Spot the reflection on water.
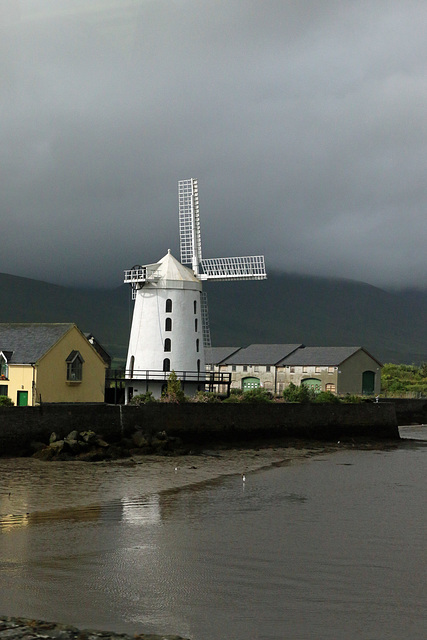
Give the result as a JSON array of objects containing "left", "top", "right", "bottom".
[{"left": 1, "top": 435, "right": 427, "bottom": 640}]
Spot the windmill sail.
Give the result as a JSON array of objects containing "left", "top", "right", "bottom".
[
  {"left": 178, "top": 177, "right": 266, "bottom": 344},
  {"left": 178, "top": 178, "right": 202, "bottom": 276},
  {"left": 200, "top": 256, "right": 266, "bottom": 281},
  {"left": 201, "top": 291, "right": 211, "bottom": 348}
]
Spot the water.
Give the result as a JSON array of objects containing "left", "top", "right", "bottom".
[{"left": 1, "top": 427, "right": 427, "bottom": 640}]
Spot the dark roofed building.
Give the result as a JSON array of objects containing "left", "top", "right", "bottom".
[
  {"left": 0, "top": 323, "right": 108, "bottom": 405},
  {"left": 205, "top": 343, "right": 382, "bottom": 396}
]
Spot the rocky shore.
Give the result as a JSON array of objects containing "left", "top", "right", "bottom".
[
  {"left": 0, "top": 617, "right": 189, "bottom": 640},
  {"left": 30, "top": 428, "right": 186, "bottom": 461}
]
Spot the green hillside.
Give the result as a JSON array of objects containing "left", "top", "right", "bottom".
[{"left": 1, "top": 271, "right": 426, "bottom": 365}]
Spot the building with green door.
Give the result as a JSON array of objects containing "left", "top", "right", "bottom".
[{"left": 206, "top": 344, "right": 382, "bottom": 396}]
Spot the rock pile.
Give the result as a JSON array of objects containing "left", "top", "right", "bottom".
[
  {"left": 31, "top": 428, "right": 185, "bottom": 461},
  {"left": 0, "top": 616, "right": 189, "bottom": 640}
]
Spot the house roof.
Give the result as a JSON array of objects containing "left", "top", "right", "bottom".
[
  {"left": 280, "top": 346, "right": 381, "bottom": 366},
  {"left": 223, "top": 344, "right": 303, "bottom": 365},
  {"left": 0, "top": 323, "right": 74, "bottom": 363},
  {"left": 205, "top": 346, "right": 242, "bottom": 364}
]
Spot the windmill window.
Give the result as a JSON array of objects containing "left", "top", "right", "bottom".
[
  {"left": 165, "top": 317, "right": 172, "bottom": 331},
  {"left": 166, "top": 299, "right": 172, "bottom": 313},
  {"left": 196, "top": 339, "right": 199, "bottom": 352},
  {"left": 197, "top": 359, "right": 200, "bottom": 374},
  {"left": 194, "top": 300, "right": 197, "bottom": 314},
  {"left": 164, "top": 338, "right": 171, "bottom": 352},
  {"left": 195, "top": 319, "right": 198, "bottom": 332},
  {"left": 163, "top": 358, "right": 170, "bottom": 372},
  {"left": 66, "top": 351, "right": 84, "bottom": 382}
]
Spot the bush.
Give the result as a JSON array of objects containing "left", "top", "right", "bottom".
[
  {"left": 0, "top": 395, "right": 14, "bottom": 406},
  {"left": 313, "top": 391, "right": 341, "bottom": 404},
  {"left": 282, "top": 383, "right": 315, "bottom": 403},
  {"left": 192, "top": 391, "right": 221, "bottom": 403},
  {"left": 161, "top": 370, "right": 187, "bottom": 403},
  {"left": 130, "top": 391, "right": 156, "bottom": 405},
  {"left": 341, "top": 394, "right": 363, "bottom": 403},
  {"left": 240, "top": 387, "right": 273, "bottom": 403}
]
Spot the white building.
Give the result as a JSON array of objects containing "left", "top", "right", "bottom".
[{"left": 124, "top": 250, "right": 205, "bottom": 401}]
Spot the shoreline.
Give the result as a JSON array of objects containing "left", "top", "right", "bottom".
[{"left": 0, "top": 439, "right": 400, "bottom": 519}]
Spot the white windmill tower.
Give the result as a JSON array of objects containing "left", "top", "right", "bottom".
[{"left": 123, "top": 178, "right": 266, "bottom": 402}]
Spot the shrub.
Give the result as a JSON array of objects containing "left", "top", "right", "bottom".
[
  {"left": 0, "top": 395, "right": 14, "bottom": 406},
  {"left": 313, "top": 391, "right": 341, "bottom": 404},
  {"left": 240, "top": 387, "right": 273, "bottom": 403},
  {"left": 161, "top": 370, "right": 187, "bottom": 403},
  {"left": 282, "top": 383, "right": 315, "bottom": 403},
  {"left": 341, "top": 394, "right": 363, "bottom": 403},
  {"left": 192, "top": 391, "right": 221, "bottom": 403},
  {"left": 130, "top": 391, "right": 156, "bottom": 405}
]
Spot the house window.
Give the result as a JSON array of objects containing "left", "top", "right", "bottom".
[
  {"left": 303, "top": 366, "right": 308, "bottom": 373},
  {"left": 315, "top": 366, "right": 321, "bottom": 373},
  {"left": 166, "top": 299, "right": 172, "bottom": 313},
  {"left": 243, "top": 365, "right": 248, "bottom": 372},
  {"left": 0, "top": 354, "right": 8, "bottom": 380},
  {"left": 165, "top": 317, "right": 172, "bottom": 331},
  {"left": 66, "top": 351, "right": 84, "bottom": 381},
  {"left": 164, "top": 338, "right": 171, "bottom": 352},
  {"left": 163, "top": 358, "right": 170, "bottom": 372},
  {"left": 325, "top": 383, "right": 336, "bottom": 393},
  {"left": 266, "top": 365, "right": 271, "bottom": 372},
  {"left": 232, "top": 365, "right": 236, "bottom": 372},
  {"left": 328, "top": 366, "right": 335, "bottom": 373},
  {"left": 0, "top": 384, "right": 8, "bottom": 396},
  {"left": 290, "top": 367, "right": 295, "bottom": 374}
]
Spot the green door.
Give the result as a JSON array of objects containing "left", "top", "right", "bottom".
[
  {"left": 242, "top": 377, "right": 260, "bottom": 391},
  {"left": 301, "top": 378, "right": 321, "bottom": 393},
  {"left": 362, "top": 371, "right": 375, "bottom": 395},
  {"left": 17, "top": 390, "right": 28, "bottom": 406}
]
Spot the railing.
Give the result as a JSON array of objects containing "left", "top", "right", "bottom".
[{"left": 119, "top": 369, "right": 231, "bottom": 384}]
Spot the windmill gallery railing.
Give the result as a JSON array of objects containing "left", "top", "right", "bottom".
[{"left": 105, "top": 369, "right": 232, "bottom": 401}]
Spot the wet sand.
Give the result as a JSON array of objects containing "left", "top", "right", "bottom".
[{"left": 0, "top": 442, "right": 339, "bottom": 517}]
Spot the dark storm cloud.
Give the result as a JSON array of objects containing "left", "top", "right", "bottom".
[{"left": 1, "top": 0, "right": 427, "bottom": 287}]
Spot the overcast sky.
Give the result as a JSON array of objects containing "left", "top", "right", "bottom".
[{"left": 2, "top": 0, "right": 427, "bottom": 289}]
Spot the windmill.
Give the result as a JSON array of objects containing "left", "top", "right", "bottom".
[
  {"left": 123, "top": 179, "right": 266, "bottom": 401},
  {"left": 178, "top": 178, "right": 267, "bottom": 347}
]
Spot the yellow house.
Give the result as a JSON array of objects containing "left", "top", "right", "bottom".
[{"left": 0, "top": 323, "right": 108, "bottom": 405}]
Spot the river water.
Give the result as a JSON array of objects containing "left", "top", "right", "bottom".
[{"left": 1, "top": 427, "right": 427, "bottom": 640}]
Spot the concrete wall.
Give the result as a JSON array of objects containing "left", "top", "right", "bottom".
[{"left": 0, "top": 402, "right": 400, "bottom": 455}]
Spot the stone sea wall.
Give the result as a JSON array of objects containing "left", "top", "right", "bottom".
[{"left": 0, "top": 402, "right": 400, "bottom": 455}]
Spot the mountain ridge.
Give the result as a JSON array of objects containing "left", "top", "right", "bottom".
[{"left": 1, "top": 270, "right": 426, "bottom": 365}]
